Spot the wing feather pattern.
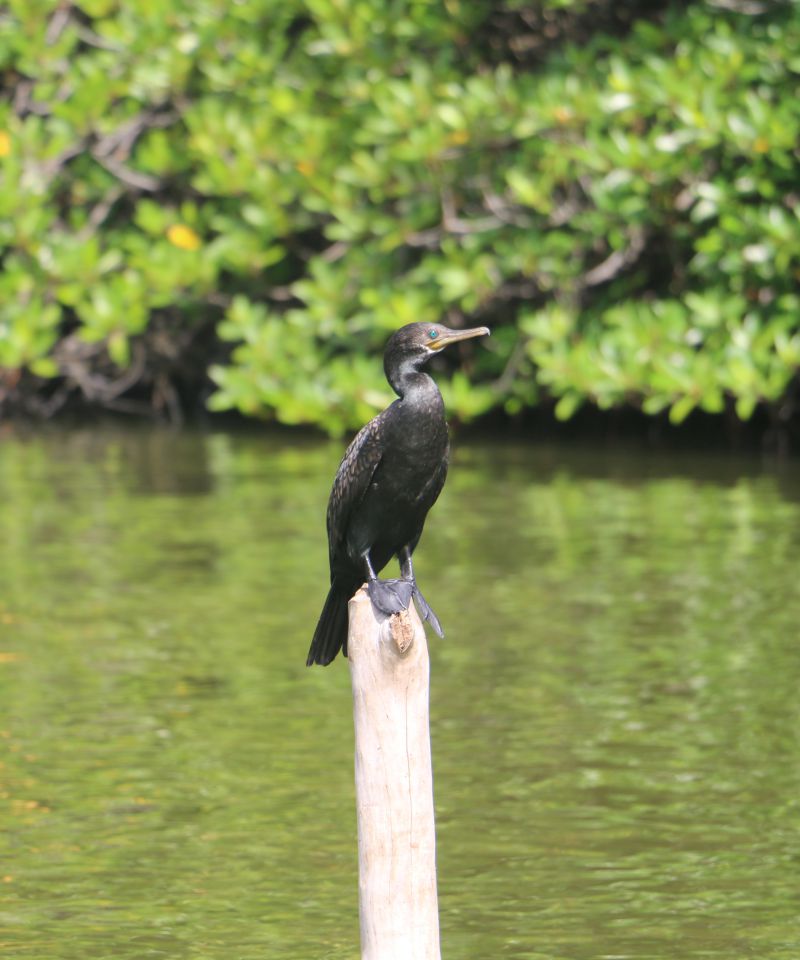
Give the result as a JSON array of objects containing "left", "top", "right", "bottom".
[{"left": 326, "top": 411, "right": 387, "bottom": 571}]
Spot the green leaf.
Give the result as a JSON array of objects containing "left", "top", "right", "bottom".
[
  {"left": 735, "top": 395, "right": 757, "bottom": 420},
  {"left": 669, "top": 396, "right": 696, "bottom": 425},
  {"left": 29, "top": 357, "right": 59, "bottom": 378},
  {"left": 554, "top": 392, "right": 583, "bottom": 421}
]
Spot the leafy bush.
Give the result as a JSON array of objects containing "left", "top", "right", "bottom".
[{"left": 1, "top": 0, "right": 798, "bottom": 431}]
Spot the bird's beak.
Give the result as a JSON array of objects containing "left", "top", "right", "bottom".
[{"left": 430, "top": 326, "right": 490, "bottom": 351}]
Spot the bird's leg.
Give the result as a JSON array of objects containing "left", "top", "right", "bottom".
[
  {"left": 363, "top": 551, "right": 413, "bottom": 618},
  {"left": 399, "top": 546, "right": 444, "bottom": 638}
]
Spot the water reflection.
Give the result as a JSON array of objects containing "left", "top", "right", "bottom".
[{"left": 1, "top": 427, "right": 799, "bottom": 959}]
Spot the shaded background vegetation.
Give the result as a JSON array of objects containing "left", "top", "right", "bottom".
[{"left": 1, "top": 0, "right": 799, "bottom": 438}]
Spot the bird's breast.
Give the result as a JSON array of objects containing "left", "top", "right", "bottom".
[{"left": 382, "top": 402, "right": 448, "bottom": 477}]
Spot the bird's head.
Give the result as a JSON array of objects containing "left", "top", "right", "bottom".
[{"left": 384, "top": 322, "right": 490, "bottom": 392}]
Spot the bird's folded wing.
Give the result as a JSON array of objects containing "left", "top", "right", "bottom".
[{"left": 326, "top": 413, "right": 387, "bottom": 566}]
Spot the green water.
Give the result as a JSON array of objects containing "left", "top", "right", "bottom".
[{"left": 1, "top": 426, "right": 799, "bottom": 960}]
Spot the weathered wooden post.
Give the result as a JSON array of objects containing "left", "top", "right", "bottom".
[{"left": 348, "top": 586, "right": 441, "bottom": 960}]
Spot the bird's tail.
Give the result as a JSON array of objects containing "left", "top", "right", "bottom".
[{"left": 307, "top": 583, "right": 350, "bottom": 666}]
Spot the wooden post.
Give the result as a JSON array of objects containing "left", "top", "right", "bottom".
[{"left": 348, "top": 586, "right": 441, "bottom": 960}]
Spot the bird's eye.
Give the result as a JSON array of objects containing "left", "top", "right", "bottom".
[{"left": 428, "top": 329, "right": 438, "bottom": 340}]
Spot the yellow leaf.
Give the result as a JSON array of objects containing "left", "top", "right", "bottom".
[
  {"left": 167, "top": 223, "right": 201, "bottom": 250},
  {"left": 446, "top": 129, "right": 469, "bottom": 146},
  {"left": 0, "top": 131, "right": 10, "bottom": 157}
]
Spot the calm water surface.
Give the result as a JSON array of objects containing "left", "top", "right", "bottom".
[{"left": 1, "top": 426, "right": 799, "bottom": 959}]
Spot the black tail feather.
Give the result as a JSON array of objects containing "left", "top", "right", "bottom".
[{"left": 307, "top": 584, "right": 350, "bottom": 666}]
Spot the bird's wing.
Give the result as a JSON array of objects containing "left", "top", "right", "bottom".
[{"left": 326, "top": 412, "right": 387, "bottom": 569}]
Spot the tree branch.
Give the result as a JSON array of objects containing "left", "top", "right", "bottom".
[
  {"left": 90, "top": 152, "right": 162, "bottom": 192},
  {"left": 584, "top": 228, "right": 647, "bottom": 287}
]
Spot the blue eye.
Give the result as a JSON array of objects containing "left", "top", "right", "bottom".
[{"left": 428, "top": 329, "right": 438, "bottom": 340}]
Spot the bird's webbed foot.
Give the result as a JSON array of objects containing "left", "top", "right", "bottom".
[
  {"left": 366, "top": 577, "right": 414, "bottom": 619},
  {"left": 410, "top": 584, "right": 445, "bottom": 638},
  {"left": 398, "top": 547, "right": 445, "bottom": 638}
]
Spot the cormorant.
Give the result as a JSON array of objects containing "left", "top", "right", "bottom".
[{"left": 307, "top": 321, "right": 490, "bottom": 666}]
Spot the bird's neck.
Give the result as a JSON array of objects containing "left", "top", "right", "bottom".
[{"left": 391, "top": 368, "right": 441, "bottom": 408}]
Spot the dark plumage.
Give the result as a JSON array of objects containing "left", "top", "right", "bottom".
[{"left": 307, "top": 321, "right": 490, "bottom": 666}]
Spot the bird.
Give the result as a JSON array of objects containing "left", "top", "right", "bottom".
[{"left": 307, "top": 320, "right": 490, "bottom": 666}]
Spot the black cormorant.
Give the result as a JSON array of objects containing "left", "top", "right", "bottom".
[{"left": 307, "top": 321, "right": 490, "bottom": 666}]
